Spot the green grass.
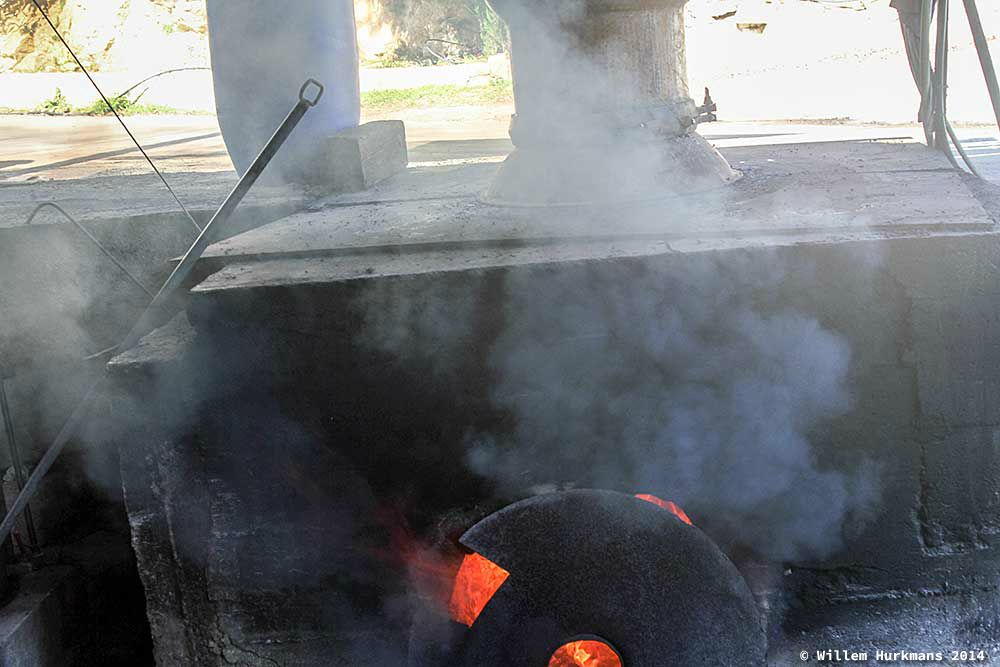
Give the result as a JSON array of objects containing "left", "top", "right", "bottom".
[
  {"left": 32, "top": 89, "right": 186, "bottom": 116},
  {"left": 361, "top": 55, "right": 421, "bottom": 69},
  {"left": 21, "top": 80, "right": 513, "bottom": 117},
  {"left": 361, "top": 78, "right": 512, "bottom": 112},
  {"left": 73, "top": 97, "right": 180, "bottom": 116},
  {"left": 362, "top": 54, "right": 493, "bottom": 69},
  {"left": 38, "top": 87, "right": 72, "bottom": 114}
]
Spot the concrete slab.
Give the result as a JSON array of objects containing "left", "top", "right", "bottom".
[
  {"left": 0, "top": 172, "right": 307, "bottom": 229},
  {"left": 193, "top": 139, "right": 994, "bottom": 286}
]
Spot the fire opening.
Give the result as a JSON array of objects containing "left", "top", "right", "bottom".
[
  {"left": 548, "top": 639, "right": 623, "bottom": 667},
  {"left": 447, "top": 552, "right": 510, "bottom": 628}
]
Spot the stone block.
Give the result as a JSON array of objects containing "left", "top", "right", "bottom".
[
  {"left": 0, "top": 532, "right": 151, "bottom": 666},
  {"left": 324, "top": 120, "right": 407, "bottom": 193},
  {"left": 488, "top": 53, "right": 512, "bottom": 80}
]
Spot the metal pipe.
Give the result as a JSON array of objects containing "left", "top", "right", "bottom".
[
  {"left": 25, "top": 202, "right": 155, "bottom": 298},
  {"left": 962, "top": 0, "right": 1000, "bottom": 135},
  {"left": 919, "top": 0, "right": 934, "bottom": 144},
  {"left": 933, "top": 0, "right": 950, "bottom": 150},
  {"left": 0, "top": 79, "right": 325, "bottom": 548},
  {"left": 121, "top": 78, "right": 324, "bottom": 352},
  {"left": 929, "top": 0, "right": 981, "bottom": 177},
  {"left": 0, "top": 380, "right": 37, "bottom": 551},
  {"left": 946, "top": 120, "right": 984, "bottom": 178},
  {"left": 908, "top": 0, "right": 981, "bottom": 177}
]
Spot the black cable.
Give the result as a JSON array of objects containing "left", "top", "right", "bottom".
[
  {"left": 114, "top": 67, "right": 212, "bottom": 102},
  {"left": 30, "top": 0, "right": 203, "bottom": 233}
]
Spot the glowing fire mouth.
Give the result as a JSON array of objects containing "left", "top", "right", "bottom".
[
  {"left": 549, "top": 640, "right": 623, "bottom": 667},
  {"left": 448, "top": 552, "right": 510, "bottom": 628}
]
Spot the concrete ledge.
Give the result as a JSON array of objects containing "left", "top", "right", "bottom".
[{"left": 0, "top": 187, "right": 305, "bottom": 377}]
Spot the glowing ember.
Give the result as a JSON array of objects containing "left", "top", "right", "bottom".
[
  {"left": 549, "top": 640, "right": 623, "bottom": 667},
  {"left": 448, "top": 552, "right": 510, "bottom": 627},
  {"left": 635, "top": 493, "right": 694, "bottom": 526}
]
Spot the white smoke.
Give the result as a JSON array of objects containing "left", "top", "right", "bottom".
[{"left": 462, "top": 252, "right": 880, "bottom": 562}]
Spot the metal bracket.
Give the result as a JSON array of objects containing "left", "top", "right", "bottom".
[{"left": 694, "top": 87, "right": 718, "bottom": 124}]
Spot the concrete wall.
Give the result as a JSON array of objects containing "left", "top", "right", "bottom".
[{"left": 109, "top": 230, "right": 1000, "bottom": 663}]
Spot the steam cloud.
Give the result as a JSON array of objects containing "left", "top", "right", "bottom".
[
  {"left": 465, "top": 253, "right": 879, "bottom": 562},
  {"left": 367, "top": 0, "right": 880, "bottom": 565},
  {"left": 361, "top": 248, "right": 880, "bottom": 565}
]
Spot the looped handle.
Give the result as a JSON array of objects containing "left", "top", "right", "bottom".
[{"left": 299, "top": 78, "right": 324, "bottom": 107}]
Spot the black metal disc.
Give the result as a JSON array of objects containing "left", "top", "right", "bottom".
[{"left": 452, "top": 489, "right": 766, "bottom": 666}]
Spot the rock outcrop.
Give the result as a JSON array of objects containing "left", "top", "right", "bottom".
[{"left": 1, "top": 0, "right": 207, "bottom": 73}]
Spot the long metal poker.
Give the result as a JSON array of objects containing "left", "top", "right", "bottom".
[{"left": 0, "top": 79, "right": 325, "bottom": 547}]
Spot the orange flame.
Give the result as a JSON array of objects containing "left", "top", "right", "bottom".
[
  {"left": 447, "top": 552, "right": 510, "bottom": 627},
  {"left": 635, "top": 493, "right": 694, "bottom": 526},
  {"left": 373, "top": 508, "right": 460, "bottom": 607},
  {"left": 549, "top": 640, "right": 623, "bottom": 667}
]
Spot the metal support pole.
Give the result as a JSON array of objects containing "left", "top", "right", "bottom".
[
  {"left": 0, "top": 79, "right": 325, "bottom": 548},
  {"left": 962, "top": 0, "right": 1000, "bottom": 135}
]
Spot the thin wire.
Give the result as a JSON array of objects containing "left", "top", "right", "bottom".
[
  {"left": 115, "top": 67, "right": 212, "bottom": 102},
  {"left": 30, "top": 0, "right": 203, "bottom": 233},
  {"left": 25, "top": 203, "right": 155, "bottom": 297}
]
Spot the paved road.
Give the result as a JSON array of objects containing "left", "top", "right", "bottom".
[
  {"left": 0, "top": 114, "right": 229, "bottom": 183},
  {"left": 3, "top": 111, "right": 998, "bottom": 180},
  {"left": 0, "top": 107, "right": 516, "bottom": 184}
]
